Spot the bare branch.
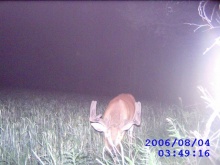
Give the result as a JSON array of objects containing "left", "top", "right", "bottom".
[
  {"left": 203, "top": 36, "right": 220, "bottom": 55},
  {"left": 186, "top": 1, "right": 220, "bottom": 54}
]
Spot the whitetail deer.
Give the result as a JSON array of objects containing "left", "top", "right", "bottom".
[{"left": 89, "top": 94, "right": 141, "bottom": 159}]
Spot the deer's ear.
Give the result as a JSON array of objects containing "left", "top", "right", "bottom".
[
  {"left": 134, "top": 102, "right": 141, "bottom": 125},
  {"left": 91, "top": 123, "right": 107, "bottom": 132}
]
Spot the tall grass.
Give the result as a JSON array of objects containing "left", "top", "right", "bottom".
[{"left": 0, "top": 88, "right": 219, "bottom": 164}]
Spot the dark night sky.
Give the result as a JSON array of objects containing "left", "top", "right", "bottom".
[{"left": 0, "top": 1, "right": 219, "bottom": 104}]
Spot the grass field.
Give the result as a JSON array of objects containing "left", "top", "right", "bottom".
[{"left": 0, "top": 88, "right": 219, "bottom": 165}]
